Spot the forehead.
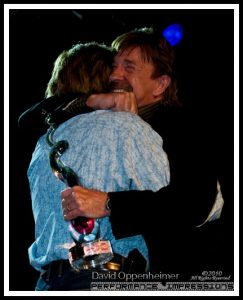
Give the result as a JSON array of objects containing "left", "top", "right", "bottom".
[{"left": 114, "top": 47, "right": 144, "bottom": 63}]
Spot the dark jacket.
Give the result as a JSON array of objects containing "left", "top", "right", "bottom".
[
  {"left": 109, "top": 104, "right": 234, "bottom": 279},
  {"left": 18, "top": 93, "right": 92, "bottom": 142}
]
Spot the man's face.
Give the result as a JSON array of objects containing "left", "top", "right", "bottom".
[{"left": 109, "top": 47, "right": 161, "bottom": 107}]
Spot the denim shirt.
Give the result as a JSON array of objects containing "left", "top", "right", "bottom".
[{"left": 27, "top": 110, "right": 170, "bottom": 271}]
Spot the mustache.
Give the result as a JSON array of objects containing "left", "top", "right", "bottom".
[{"left": 109, "top": 81, "right": 133, "bottom": 92}]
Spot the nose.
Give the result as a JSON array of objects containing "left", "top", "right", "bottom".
[{"left": 109, "top": 65, "right": 125, "bottom": 82}]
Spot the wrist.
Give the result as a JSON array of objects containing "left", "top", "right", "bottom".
[{"left": 105, "top": 194, "right": 111, "bottom": 215}]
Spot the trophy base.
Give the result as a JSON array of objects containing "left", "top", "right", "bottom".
[{"left": 69, "top": 239, "right": 114, "bottom": 272}]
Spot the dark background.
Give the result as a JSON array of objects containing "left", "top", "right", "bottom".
[{"left": 8, "top": 8, "right": 234, "bottom": 291}]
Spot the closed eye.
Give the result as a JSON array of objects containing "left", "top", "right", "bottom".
[
  {"left": 112, "top": 63, "right": 118, "bottom": 70},
  {"left": 124, "top": 63, "right": 135, "bottom": 72}
]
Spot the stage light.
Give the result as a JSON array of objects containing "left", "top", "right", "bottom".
[{"left": 162, "top": 23, "right": 183, "bottom": 46}]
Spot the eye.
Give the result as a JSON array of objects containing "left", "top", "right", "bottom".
[{"left": 125, "top": 64, "right": 135, "bottom": 72}]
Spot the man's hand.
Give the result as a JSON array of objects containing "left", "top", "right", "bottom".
[
  {"left": 87, "top": 92, "right": 138, "bottom": 114},
  {"left": 61, "top": 186, "right": 110, "bottom": 220}
]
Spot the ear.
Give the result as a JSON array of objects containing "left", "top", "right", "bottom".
[{"left": 152, "top": 75, "right": 171, "bottom": 98}]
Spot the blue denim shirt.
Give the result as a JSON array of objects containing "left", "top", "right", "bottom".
[{"left": 27, "top": 110, "right": 170, "bottom": 271}]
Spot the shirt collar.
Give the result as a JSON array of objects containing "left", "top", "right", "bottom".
[{"left": 138, "top": 100, "right": 162, "bottom": 122}]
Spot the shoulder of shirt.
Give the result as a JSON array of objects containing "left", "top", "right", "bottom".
[
  {"left": 59, "top": 110, "right": 149, "bottom": 130},
  {"left": 49, "top": 110, "right": 162, "bottom": 147}
]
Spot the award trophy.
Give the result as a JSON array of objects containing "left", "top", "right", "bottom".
[{"left": 45, "top": 114, "right": 113, "bottom": 271}]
